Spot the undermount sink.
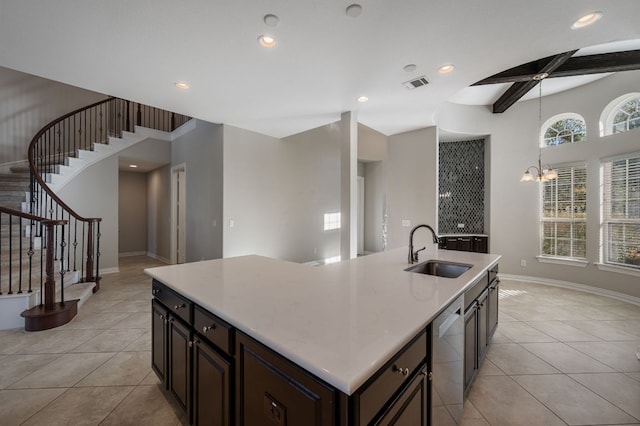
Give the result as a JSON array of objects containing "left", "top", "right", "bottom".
[{"left": 404, "top": 260, "right": 472, "bottom": 278}]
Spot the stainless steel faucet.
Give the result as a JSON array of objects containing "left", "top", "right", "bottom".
[{"left": 408, "top": 224, "right": 439, "bottom": 264}]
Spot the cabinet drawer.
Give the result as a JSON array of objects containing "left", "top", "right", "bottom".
[
  {"left": 464, "top": 276, "right": 486, "bottom": 312},
  {"left": 152, "top": 280, "right": 192, "bottom": 324},
  {"left": 488, "top": 264, "right": 499, "bottom": 286},
  {"left": 356, "top": 329, "right": 427, "bottom": 426},
  {"left": 194, "top": 305, "right": 232, "bottom": 355}
]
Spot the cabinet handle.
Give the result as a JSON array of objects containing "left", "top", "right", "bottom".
[
  {"left": 202, "top": 325, "right": 216, "bottom": 333},
  {"left": 152, "top": 288, "right": 160, "bottom": 295},
  {"left": 393, "top": 365, "right": 409, "bottom": 376},
  {"left": 188, "top": 338, "right": 200, "bottom": 348},
  {"left": 174, "top": 303, "right": 185, "bottom": 310}
]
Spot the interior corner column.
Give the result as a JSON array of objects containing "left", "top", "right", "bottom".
[{"left": 340, "top": 111, "right": 358, "bottom": 261}]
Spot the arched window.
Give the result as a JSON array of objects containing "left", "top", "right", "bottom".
[
  {"left": 612, "top": 96, "right": 640, "bottom": 134},
  {"left": 600, "top": 92, "right": 640, "bottom": 136},
  {"left": 541, "top": 113, "right": 586, "bottom": 147}
]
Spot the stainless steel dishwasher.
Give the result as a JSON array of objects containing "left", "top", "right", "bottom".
[{"left": 431, "top": 294, "right": 464, "bottom": 424}]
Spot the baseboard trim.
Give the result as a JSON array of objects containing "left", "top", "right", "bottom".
[
  {"left": 147, "top": 252, "right": 171, "bottom": 265},
  {"left": 119, "top": 251, "right": 147, "bottom": 258},
  {"left": 100, "top": 267, "right": 120, "bottom": 275},
  {"left": 500, "top": 273, "right": 640, "bottom": 306}
]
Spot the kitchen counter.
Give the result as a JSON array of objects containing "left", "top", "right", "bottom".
[{"left": 145, "top": 246, "right": 500, "bottom": 395}]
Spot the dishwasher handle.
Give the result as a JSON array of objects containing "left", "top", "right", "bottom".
[{"left": 439, "top": 306, "right": 462, "bottom": 338}]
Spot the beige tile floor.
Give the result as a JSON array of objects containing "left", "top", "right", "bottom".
[{"left": 0, "top": 257, "right": 639, "bottom": 425}]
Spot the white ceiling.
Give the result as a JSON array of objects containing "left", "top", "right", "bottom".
[{"left": 1, "top": 1, "right": 639, "bottom": 138}]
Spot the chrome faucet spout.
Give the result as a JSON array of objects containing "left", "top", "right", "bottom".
[{"left": 408, "top": 224, "right": 439, "bottom": 264}]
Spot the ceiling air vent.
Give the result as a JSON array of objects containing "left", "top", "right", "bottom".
[{"left": 403, "top": 76, "right": 429, "bottom": 89}]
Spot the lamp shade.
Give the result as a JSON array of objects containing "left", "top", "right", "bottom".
[{"left": 520, "top": 170, "right": 535, "bottom": 182}]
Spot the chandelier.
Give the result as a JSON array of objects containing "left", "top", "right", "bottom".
[{"left": 520, "top": 74, "right": 557, "bottom": 182}]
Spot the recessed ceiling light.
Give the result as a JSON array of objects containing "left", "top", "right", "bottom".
[
  {"left": 174, "top": 81, "right": 190, "bottom": 90},
  {"left": 403, "top": 64, "right": 417, "bottom": 73},
  {"left": 438, "top": 64, "right": 455, "bottom": 74},
  {"left": 258, "top": 35, "right": 277, "bottom": 48},
  {"left": 571, "top": 11, "right": 603, "bottom": 29},
  {"left": 129, "top": 164, "right": 138, "bottom": 168},
  {"left": 264, "top": 14, "right": 280, "bottom": 27},
  {"left": 357, "top": 96, "right": 369, "bottom": 103},
  {"left": 345, "top": 4, "right": 363, "bottom": 18}
]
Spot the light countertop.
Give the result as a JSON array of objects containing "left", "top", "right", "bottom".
[{"left": 145, "top": 246, "right": 500, "bottom": 394}]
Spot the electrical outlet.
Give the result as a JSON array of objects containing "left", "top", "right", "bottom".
[
  {"left": 457, "top": 223, "right": 465, "bottom": 229},
  {"left": 229, "top": 219, "right": 235, "bottom": 228},
  {"left": 521, "top": 259, "right": 527, "bottom": 267}
]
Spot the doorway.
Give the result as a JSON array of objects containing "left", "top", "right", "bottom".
[{"left": 171, "top": 165, "right": 186, "bottom": 264}]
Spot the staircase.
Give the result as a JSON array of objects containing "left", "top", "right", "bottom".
[
  {"left": 0, "top": 96, "right": 190, "bottom": 331},
  {"left": 0, "top": 169, "right": 93, "bottom": 330}
]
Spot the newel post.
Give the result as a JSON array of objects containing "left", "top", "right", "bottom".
[
  {"left": 85, "top": 220, "right": 95, "bottom": 283},
  {"left": 43, "top": 222, "right": 56, "bottom": 310}
]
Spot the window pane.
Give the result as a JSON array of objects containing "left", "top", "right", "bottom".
[
  {"left": 542, "top": 116, "right": 586, "bottom": 146},
  {"left": 540, "top": 164, "right": 587, "bottom": 259},
  {"left": 611, "top": 97, "right": 640, "bottom": 134},
  {"left": 603, "top": 154, "right": 640, "bottom": 269}
]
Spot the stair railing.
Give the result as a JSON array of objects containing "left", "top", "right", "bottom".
[
  {"left": 0, "top": 206, "right": 66, "bottom": 302},
  {"left": 27, "top": 97, "right": 190, "bottom": 291}
]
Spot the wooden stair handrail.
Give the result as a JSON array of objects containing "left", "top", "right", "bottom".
[
  {"left": 0, "top": 206, "right": 67, "bottom": 226},
  {"left": 27, "top": 97, "right": 111, "bottom": 224}
]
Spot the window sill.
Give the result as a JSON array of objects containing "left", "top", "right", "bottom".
[
  {"left": 536, "top": 256, "right": 588, "bottom": 267},
  {"left": 595, "top": 263, "right": 640, "bottom": 278}
]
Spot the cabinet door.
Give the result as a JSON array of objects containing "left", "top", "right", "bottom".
[
  {"left": 457, "top": 237, "right": 472, "bottom": 252},
  {"left": 193, "top": 338, "right": 232, "bottom": 426},
  {"left": 169, "top": 316, "right": 192, "bottom": 418},
  {"left": 236, "top": 332, "right": 336, "bottom": 426},
  {"left": 444, "top": 238, "right": 458, "bottom": 251},
  {"left": 463, "top": 304, "right": 478, "bottom": 391},
  {"left": 472, "top": 237, "right": 488, "bottom": 253},
  {"left": 477, "top": 290, "right": 489, "bottom": 362},
  {"left": 152, "top": 299, "right": 168, "bottom": 387},
  {"left": 372, "top": 366, "right": 428, "bottom": 426},
  {"left": 487, "top": 280, "right": 499, "bottom": 339}
]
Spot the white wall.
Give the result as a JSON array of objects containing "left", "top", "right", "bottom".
[
  {"left": 223, "top": 123, "right": 342, "bottom": 262},
  {"left": 358, "top": 123, "right": 388, "bottom": 253},
  {"left": 57, "top": 156, "right": 119, "bottom": 273},
  {"left": 172, "top": 120, "right": 224, "bottom": 262},
  {"left": 119, "top": 171, "right": 147, "bottom": 254},
  {"left": 0, "top": 66, "right": 106, "bottom": 167},
  {"left": 147, "top": 165, "right": 171, "bottom": 262},
  {"left": 386, "top": 126, "right": 439, "bottom": 251},
  {"left": 436, "top": 70, "right": 640, "bottom": 298}
]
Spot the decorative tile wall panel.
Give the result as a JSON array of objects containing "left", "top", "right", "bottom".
[{"left": 438, "top": 139, "right": 485, "bottom": 234}]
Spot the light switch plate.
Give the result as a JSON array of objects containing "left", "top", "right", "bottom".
[{"left": 402, "top": 220, "right": 411, "bottom": 227}]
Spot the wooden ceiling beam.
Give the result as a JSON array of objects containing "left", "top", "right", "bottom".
[
  {"left": 475, "top": 50, "right": 640, "bottom": 86},
  {"left": 492, "top": 50, "right": 577, "bottom": 113}
]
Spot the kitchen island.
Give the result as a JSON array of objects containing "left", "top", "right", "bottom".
[{"left": 146, "top": 246, "right": 500, "bottom": 425}]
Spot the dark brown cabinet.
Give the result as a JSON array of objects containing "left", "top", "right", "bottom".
[
  {"left": 373, "top": 365, "right": 429, "bottom": 426},
  {"left": 152, "top": 280, "right": 232, "bottom": 426},
  {"left": 236, "top": 331, "right": 337, "bottom": 426},
  {"left": 476, "top": 290, "right": 489, "bottom": 362},
  {"left": 439, "top": 235, "right": 488, "bottom": 253},
  {"left": 472, "top": 236, "right": 488, "bottom": 253},
  {"left": 169, "top": 315, "right": 191, "bottom": 415},
  {"left": 151, "top": 299, "right": 168, "bottom": 385},
  {"left": 193, "top": 337, "right": 232, "bottom": 426},
  {"left": 463, "top": 264, "right": 499, "bottom": 393},
  {"left": 487, "top": 278, "right": 499, "bottom": 339}
]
